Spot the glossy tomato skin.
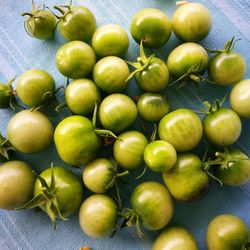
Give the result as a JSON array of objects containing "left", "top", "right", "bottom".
[
  {"left": 0, "top": 161, "right": 36, "bottom": 210},
  {"left": 137, "top": 93, "right": 169, "bottom": 122},
  {"left": 65, "top": 79, "right": 101, "bottom": 116},
  {"left": 0, "top": 83, "right": 11, "bottom": 108},
  {"left": 17, "top": 69, "right": 55, "bottom": 107},
  {"left": 172, "top": 3, "right": 212, "bottom": 42},
  {"left": 130, "top": 8, "right": 172, "bottom": 48},
  {"left": 152, "top": 226, "right": 198, "bottom": 250},
  {"left": 158, "top": 109, "right": 203, "bottom": 152},
  {"left": 207, "top": 214, "right": 249, "bottom": 250},
  {"left": 79, "top": 194, "right": 118, "bottom": 238},
  {"left": 7, "top": 110, "right": 53, "bottom": 154},
  {"left": 54, "top": 116, "right": 101, "bottom": 166},
  {"left": 208, "top": 52, "right": 246, "bottom": 86},
  {"left": 93, "top": 56, "right": 130, "bottom": 93},
  {"left": 163, "top": 154, "right": 210, "bottom": 202},
  {"left": 167, "top": 43, "right": 208, "bottom": 78},
  {"left": 230, "top": 79, "right": 250, "bottom": 118},
  {"left": 215, "top": 149, "right": 250, "bottom": 186},
  {"left": 113, "top": 130, "right": 148, "bottom": 170},
  {"left": 92, "top": 24, "right": 129, "bottom": 58},
  {"left": 144, "top": 140, "right": 176, "bottom": 172},
  {"left": 58, "top": 6, "right": 96, "bottom": 42},
  {"left": 55, "top": 41, "right": 96, "bottom": 79},
  {"left": 99, "top": 94, "right": 138, "bottom": 134},
  {"left": 83, "top": 158, "right": 114, "bottom": 193},
  {"left": 34, "top": 166, "right": 83, "bottom": 217},
  {"left": 203, "top": 108, "right": 242, "bottom": 146},
  {"left": 131, "top": 181, "right": 173, "bottom": 230}
]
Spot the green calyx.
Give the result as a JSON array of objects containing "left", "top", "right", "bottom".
[
  {"left": 17, "top": 164, "right": 67, "bottom": 229},
  {"left": 198, "top": 96, "right": 226, "bottom": 115},
  {"left": 126, "top": 40, "right": 156, "bottom": 82},
  {"left": 0, "top": 77, "right": 17, "bottom": 110},
  {"left": 53, "top": 0, "right": 72, "bottom": 20},
  {"left": 0, "top": 133, "right": 15, "bottom": 160}
]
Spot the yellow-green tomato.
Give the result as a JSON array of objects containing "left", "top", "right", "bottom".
[
  {"left": 93, "top": 56, "right": 130, "bottom": 93},
  {"left": 131, "top": 181, "right": 173, "bottom": 230},
  {"left": 83, "top": 158, "right": 114, "bottom": 193},
  {"left": 158, "top": 109, "right": 203, "bottom": 152},
  {"left": 92, "top": 24, "right": 129, "bottom": 58},
  {"left": 0, "top": 161, "right": 36, "bottom": 210},
  {"left": 230, "top": 79, "right": 250, "bottom": 118},
  {"left": 79, "top": 194, "right": 118, "bottom": 238},
  {"left": 137, "top": 93, "right": 170, "bottom": 122},
  {"left": 7, "top": 110, "right": 54, "bottom": 154},
  {"left": 55, "top": 41, "right": 96, "bottom": 79},
  {"left": 113, "top": 130, "right": 148, "bottom": 169},
  {"left": 152, "top": 226, "right": 198, "bottom": 250},
  {"left": 172, "top": 2, "right": 212, "bottom": 42},
  {"left": 207, "top": 214, "right": 249, "bottom": 250},
  {"left": 65, "top": 79, "right": 101, "bottom": 116},
  {"left": 144, "top": 140, "right": 177, "bottom": 172}
]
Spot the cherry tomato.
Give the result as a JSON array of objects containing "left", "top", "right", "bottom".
[
  {"left": 163, "top": 154, "right": 210, "bottom": 202},
  {"left": 17, "top": 69, "right": 55, "bottom": 107},
  {"left": 130, "top": 8, "right": 172, "bottom": 48},
  {"left": 113, "top": 130, "right": 148, "bottom": 170},
  {"left": 144, "top": 140, "right": 176, "bottom": 172},
  {"left": 92, "top": 24, "right": 129, "bottom": 58},
  {"left": 7, "top": 110, "right": 54, "bottom": 154},
  {"left": 137, "top": 93, "right": 169, "bottom": 122},
  {"left": 207, "top": 214, "right": 249, "bottom": 250},
  {"left": 55, "top": 41, "right": 96, "bottom": 79},
  {"left": 203, "top": 108, "right": 242, "bottom": 146},
  {"left": 230, "top": 79, "right": 250, "bottom": 118},
  {"left": 130, "top": 181, "right": 173, "bottom": 230},
  {"left": 93, "top": 56, "right": 130, "bottom": 93},
  {"left": 55, "top": 5, "right": 96, "bottom": 42},
  {"left": 158, "top": 109, "right": 203, "bottom": 152},
  {"left": 65, "top": 79, "right": 101, "bottom": 116},
  {"left": 99, "top": 94, "right": 138, "bottom": 134},
  {"left": 0, "top": 161, "right": 36, "bottom": 210},
  {"left": 54, "top": 115, "right": 101, "bottom": 166},
  {"left": 152, "top": 226, "right": 198, "bottom": 250},
  {"left": 172, "top": 2, "right": 212, "bottom": 42},
  {"left": 79, "top": 194, "right": 118, "bottom": 238}
]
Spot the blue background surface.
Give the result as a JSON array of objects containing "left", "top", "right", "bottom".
[{"left": 0, "top": 0, "right": 250, "bottom": 249}]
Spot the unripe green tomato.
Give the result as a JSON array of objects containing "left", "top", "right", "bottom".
[{"left": 92, "top": 24, "right": 129, "bottom": 58}]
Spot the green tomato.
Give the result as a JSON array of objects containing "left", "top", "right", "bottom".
[
  {"left": 167, "top": 43, "right": 208, "bottom": 79},
  {"left": 55, "top": 41, "right": 96, "bottom": 79},
  {"left": 152, "top": 226, "right": 198, "bottom": 250},
  {"left": 0, "top": 83, "right": 12, "bottom": 108},
  {"left": 93, "top": 56, "right": 130, "bottom": 93},
  {"left": 230, "top": 79, "right": 250, "bottom": 118},
  {"left": 113, "top": 130, "right": 148, "bottom": 170},
  {"left": 57, "top": 5, "right": 96, "bottom": 42},
  {"left": 203, "top": 108, "right": 242, "bottom": 146},
  {"left": 163, "top": 154, "right": 210, "bottom": 202},
  {"left": 144, "top": 140, "right": 177, "bottom": 172},
  {"left": 65, "top": 79, "right": 101, "bottom": 116},
  {"left": 214, "top": 149, "right": 250, "bottom": 186},
  {"left": 83, "top": 158, "right": 114, "bottom": 193},
  {"left": 34, "top": 166, "right": 83, "bottom": 218},
  {"left": 54, "top": 115, "right": 101, "bottom": 166},
  {"left": 99, "top": 94, "right": 138, "bottom": 134},
  {"left": 207, "top": 214, "right": 249, "bottom": 250},
  {"left": 17, "top": 69, "right": 55, "bottom": 107},
  {"left": 130, "top": 8, "right": 172, "bottom": 48},
  {"left": 7, "top": 110, "right": 54, "bottom": 154},
  {"left": 79, "top": 194, "right": 118, "bottom": 238},
  {"left": 131, "top": 181, "right": 173, "bottom": 230},
  {"left": 137, "top": 93, "right": 170, "bottom": 122},
  {"left": 92, "top": 24, "right": 129, "bottom": 58},
  {"left": 0, "top": 161, "right": 36, "bottom": 210},
  {"left": 172, "top": 2, "right": 212, "bottom": 42},
  {"left": 158, "top": 109, "right": 203, "bottom": 152}
]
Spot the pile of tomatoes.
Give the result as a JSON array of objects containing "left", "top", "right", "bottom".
[{"left": 0, "top": 1, "right": 250, "bottom": 249}]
